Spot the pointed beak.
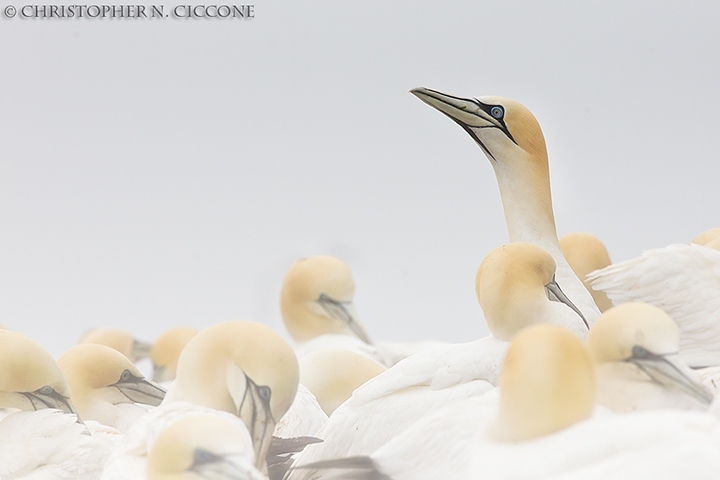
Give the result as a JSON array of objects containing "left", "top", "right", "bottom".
[
  {"left": 317, "top": 294, "right": 373, "bottom": 345},
  {"left": 237, "top": 375, "right": 276, "bottom": 470},
  {"left": 545, "top": 275, "right": 590, "bottom": 330},
  {"left": 627, "top": 346, "right": 713, "bottom": 405},
  {"left": 113, "top": 372, "right": 167, "bottom": 406},
  {"left": 411, "top": 87, "right": 515, "bottom": 161},
  {"left": 411, "top": 87, "right": 497, "bottom": 128}
]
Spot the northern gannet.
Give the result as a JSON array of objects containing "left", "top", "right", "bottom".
[
  {"left": 298, "top": 349, "right": 386, "bottom": 416},
  {"left": 300, "top": 325, "right": 720, "bottom": 480},
  {"left": 560, "top": 232, "right": 614, "bottom": 312},
  {"left": 286, "top": 243, "right": 588, "bottom": 479},
  {"left": 150, "top": 327, "right": 199, "bottom": 384},
  {"left": 295, "top": 324, "right": 596, "bottom": 479},
  {"left": 103, "top": 320, "right": 306, "bottom": 478},
  {"left": 586, "top": 302, "right": 713, "bottom": 412},
  {"left": 476, "top": 242, "right": 589, "bottom": 340},
  {"left": 588, "top": 239, "right": 720, "bottom": 368},
  {"left": 58, "top": 343, "right": 167, "bottom": 432},
  {"left": 147, "top": 414, "right": 265, "bottom": 480},
  {"left": 80, "top": 328, "right": 153, "bottom": 363},
  {"left": 0, "top": 329, "right": 76, "bottom": 415},
  {"left": 164, "top": 320, "right": 301, "bottom": 467},
  {"left": 0, "top": 330, "right": 113, "bottom": 479},
  {"left": 411, "top": 87, "right": 601, "bottom": 325},
  {"left": 281, "top": 255, "right": 442, "bottom": 367}
]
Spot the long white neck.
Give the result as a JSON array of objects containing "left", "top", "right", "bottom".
[
  {"left": 494, "top": 156, "right": 559, "bottom": 253},
  {"left": 492, "top": 154, "right": 601, "bottom": 325}
]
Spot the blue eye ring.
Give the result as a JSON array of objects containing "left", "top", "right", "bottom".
[
  {"left": 490, "top": 106, "right": 504, "bottom": 119},
  {"left": 258, "top": 385, "right": 272, "bottom": 402}
]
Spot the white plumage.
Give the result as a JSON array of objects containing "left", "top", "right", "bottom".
[
  {"left": 368, "top": 403, "right": 720, "bottom": 480},
  {"left": 0, "top": 409, "right": 113, "bottom": 480},
  {"left": 589, "top": 243, "right": 720, "bottom": 368}
]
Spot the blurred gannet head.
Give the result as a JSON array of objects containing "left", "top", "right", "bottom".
[
  {"left": 560, "top": 232, "right": 613, "bottom": 312},
  {"left": 703, "top": 238, "right": 720, "bottom": 251},
  {"left": 57, "top": 343, "right": 166, "bottom": 427},
  {"left": 476, "top": 243, "right": 589, "bottom": 341},
  {"left": 299, "top": 349, "right": 385, "bottom": 415},
  {"left": 690, "top": 227, "right": 720, "bottom": 246},
  {"left": 151, "top": 327, "right": 199, "bottom": 383},
  {"left": 165, "top": 320, "right": 299, "bottom": 470},
  {"left": 0, "top": 330, "right": 77, "bottom": 416},
  {"left": 586, "top": 303, "right": 712, "bottom": 405},
  {"left": 495, "top": 324, "right": 595, "bottom": 442},
  {"left": 147, "top": 415, "right": 265, "bottom": 480},
  {"left": 79, "top": 328, "right": 152, "bottom": 363},
  {"left": 281, "top": 255, "right": 372, "bottom": 345}
]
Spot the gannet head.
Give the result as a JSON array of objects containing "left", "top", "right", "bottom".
[
  {"left": 299, "top": 348, "right": 385, "bottom": 416},
  {"left": 690, "top": 227, "right": 720, "bottom": 246},
  {"left": 147, "top": 415, "right": 264, "bottom": 480},
  {"left": 57, "top": 343, "right": 166, "bottom": 426},
  {"left": 0, "top": 330, "right": 77, "bottom": 416},
  {"left": 166, "top": 320, "right": 299, "bottom": 470},
  {"left": 559, "top": 233, "right": 613, "bottom": 312},
  {"left": 495, "top": 324, "right": 595, "bottom": 442},
  {"left": 586, "top": 302, "right": 712, "bottom": 405},
  {"left": 476, "top": 243, "right": 588, "bottom": 341},
  {"left": 410, "top": 87, "right": 547, "bottom": 164},
  {"left": 280, "top": 255, "right": 372, "bottom": 345},
  {"left": 151, "top": 327, "right": 199, "bottom": 383},
  {"left": 79, "top": 328, "right": 152, "bottom": 363},
  {"left": 704, "top": 238, "right": 720, "bottom": 251},
  {"left": 411, "top": 87, "right": 558, "bottom": 245}
]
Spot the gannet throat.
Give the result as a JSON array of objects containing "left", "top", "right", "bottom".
[{"left": 626, "top": 345, "right": 713, "bottom": 405}]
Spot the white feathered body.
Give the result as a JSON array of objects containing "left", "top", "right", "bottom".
[
  {"left": 0, "top": 409, "right": 114, "bottom": 480},
  {"left": 371, "top": 395, "right": 720, "bottom": 480},
  {"left": 287, "top": 336, "right": 505, "bottom": 480}
]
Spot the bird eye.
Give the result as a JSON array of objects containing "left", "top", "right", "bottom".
[
  {"left": 257, "top": 385, "right": 272, "bottom": 403},
  {"left": 632, "top": 345, "right": 649, "bottom": 358},
  {"left": 193, "top": 448, "right": 216, "bottom": 466},
  {"left": 39, "top": 386, "right": 53, "bottom": 395},
  {"left": 490, "top": 106, "right": 504, "bottom": 119},
  {"left": 120, "top": 370, "right": 132, "bottom": 382}
]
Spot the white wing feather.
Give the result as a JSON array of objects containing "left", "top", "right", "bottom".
[
  {"left": 374, "top": 400, "right": 720, "bottom": 480},
  {"left": 286, "top": 336, "right": 505, "bottom": 480},
  {"left": 588, "top": 244, "right": 720, "bottom": 367},
  {"left": 0, "top": 409, "right": 113, "bottom": 480},
  {"left": 274, "top": 383, "right": 328, "bottom": 438}
]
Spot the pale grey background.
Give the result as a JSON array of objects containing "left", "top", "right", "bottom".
[{"left": 1, "top": 1, "right": 718, "bottom": 357}]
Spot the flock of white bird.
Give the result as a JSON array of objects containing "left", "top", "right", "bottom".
[{"left": 3, "top": 86, "right": 720, "bottom": 479}]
